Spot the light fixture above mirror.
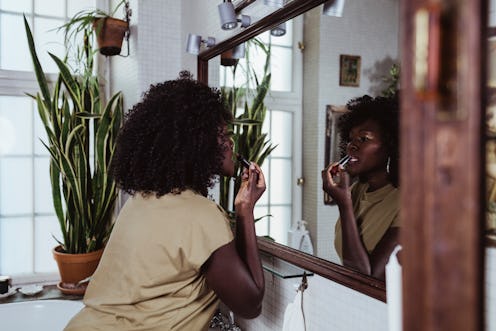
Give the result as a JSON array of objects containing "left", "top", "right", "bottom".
[
  {"left": 218, "top": 0, "right": 251, "bottom": 30},
  {"left": 186, "top": 34, "right": 215, "bottom": 55},
  {"left": 270, "top": 22, "right": 286, "bottom": 36}
]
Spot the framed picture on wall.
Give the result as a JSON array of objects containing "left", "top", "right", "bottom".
[{"left": 339, "top": 54, "right": 361, "bottom": 87}]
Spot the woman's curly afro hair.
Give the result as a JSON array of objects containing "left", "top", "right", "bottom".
[
  {"left": 110, "top": 71, "right": 233, "bottom": 197},
  {"left": 337, "top": 93, "right": 400, "bottom": 187}
]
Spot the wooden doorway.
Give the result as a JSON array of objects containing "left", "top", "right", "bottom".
[{"left": 400, "top": 1, "right": 486, "bottom": 330}]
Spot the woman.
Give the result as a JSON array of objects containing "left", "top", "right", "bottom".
[
  {"left": 65, "top": 71, "right": 266, "bottom": 331},
  {"left": 322, "top": 94, "right": 399, "bottom": 281}
]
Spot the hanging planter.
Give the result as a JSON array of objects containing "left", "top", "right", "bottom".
[
  {"left": 221, "top": 43, "right": 246, "bottom": 67},
  {"left": 59, "top": 0, "right": 132, "bottom": 57},
  {"left": 221, "top": 49, "right": 239, "bottom": 66},
  {"left": 93, "top": 17, "right": 129, "bottom": 56}
]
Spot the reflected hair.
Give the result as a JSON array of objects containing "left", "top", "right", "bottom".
[
  {"left": 337, "top": 93, "right": 400, "bottom": 187},
  {"left": 110, "top": 71, "right": 233, "bottom": 197}
]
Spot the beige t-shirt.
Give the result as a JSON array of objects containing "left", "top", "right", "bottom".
[
  {"left": 334, "top": 182, "right": 400, "bottom": 260},
  {"left": 65, "top": 190, "right": 234, "bottom": 331}
]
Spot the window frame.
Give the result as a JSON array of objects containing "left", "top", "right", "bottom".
[{"left": 0, "top": 0, "right": 104, "bottom": 284}]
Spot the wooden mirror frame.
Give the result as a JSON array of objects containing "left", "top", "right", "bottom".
[{"left": 197, "top": 0, "right": 386, "bottom": 302}]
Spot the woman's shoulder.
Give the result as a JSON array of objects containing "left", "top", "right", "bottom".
[
  {"left": 127, "top": 190, "right": 223, "bottom": 216},
  {"left": 171, "top": 190, "right": 228, "bottom": 223}
]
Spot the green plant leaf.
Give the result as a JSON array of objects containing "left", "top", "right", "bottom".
[
  {"left": 219, "top": 38, "right": 277, "bottom": 216},
  {"left": 24, "top": 15, "right": 51, "bottom": 110}
]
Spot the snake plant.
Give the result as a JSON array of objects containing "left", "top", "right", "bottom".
[{"left": 24, "top": 16, "right": 123, "bottom": 254}]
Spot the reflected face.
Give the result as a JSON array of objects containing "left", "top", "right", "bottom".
[
  {"left": 345, "top": 119, "right": 388, "bottom": 180},
  {"left": 219, "top": 124, "right": 235, "bottom": 177}
]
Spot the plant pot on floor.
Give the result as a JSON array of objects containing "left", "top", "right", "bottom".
[
  {"left": 53, "top": 245, "right": 104, "bottom": 295},
  {"left": 93, "top": 17, "right": 129, "bottom": 56}
]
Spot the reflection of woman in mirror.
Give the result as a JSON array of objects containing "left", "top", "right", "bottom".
[{"left": 321, "top": 94, "right": 399, "bottom": 281}]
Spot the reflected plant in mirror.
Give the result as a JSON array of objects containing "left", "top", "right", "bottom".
[
  {"left": 381, "top": 63, "right": 400, "bottom": 97},
  {"left": 218, "top": 38, "right": 276, "bottom": 222}
]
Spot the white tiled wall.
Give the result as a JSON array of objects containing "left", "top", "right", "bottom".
[
  {"left": 234, "top": 270, "right": 387, "bottom": 331},
  {"left": 235, "top": 248, "right": 496, "bottom": 331}
]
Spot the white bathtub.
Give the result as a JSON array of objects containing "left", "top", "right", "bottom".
[{"left": 0, "top": 299, "right": 83, "bottom": 331}]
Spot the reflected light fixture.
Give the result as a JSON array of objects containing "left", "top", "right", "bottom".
[
  {"left": 231, "top": 43, "right": 246, "bottom": 59},
  {"left": 322, "top": 0, "right": 345, "bottom": 17},
  {"left": 264, "top": 0, "right": 287, "bottom": 8},
  {"left": 270, "top": 22, "right": 286, "bottom": 37},
  {"left": 186, "top": 33, "right": 216, "bottom": 55},
  {"left": 218, "top": 0, "right": 251, "bottom": 30}
]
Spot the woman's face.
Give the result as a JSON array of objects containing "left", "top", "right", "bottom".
[
  {"left": 345, "top": 119, "right": 388, "bottom": 180},
  {"left": 219, "top": 124, "right": 235, "bottom": 177}
]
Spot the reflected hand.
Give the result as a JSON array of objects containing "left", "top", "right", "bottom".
[{"left": 322, "top": 162, "right": 351, "bottom": 205}]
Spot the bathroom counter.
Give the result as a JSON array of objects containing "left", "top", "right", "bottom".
[{"left": 0, "top": 285, "right": 82, "bottom": 304}]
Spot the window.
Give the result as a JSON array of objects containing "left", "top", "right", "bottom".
[{"left": 0, "top": 0, "right": 97, "bottom": 282}]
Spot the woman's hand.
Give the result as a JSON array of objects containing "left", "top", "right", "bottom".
[
  {"left": 235, "top": 163, "right": 266, "bottom": 213},
  {"left": 204, "top": 162, "right": 266, "bottom": 319},
  {"left": 322, "top": 162, "right": 352, "bottom": 206}
]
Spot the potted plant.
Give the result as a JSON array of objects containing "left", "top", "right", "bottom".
[
  {"left": 24, "top": 15, "right": 124, "bottom": 294},
  {"left": 59, "top": 0, "right": 131, "bottom": 56},
  {"left": 219, "top": 39, "right": 277, "bottom": 219},
  {"left": 381, "top": 63, "right": 400, "bottom": 97}
]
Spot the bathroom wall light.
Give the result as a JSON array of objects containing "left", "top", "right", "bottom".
[
  {"left": 186, "top": 33, "right": 216, "bottom": 55},
  {"left": 322, "top": 0, "right": 345, "bottom": 17},
  {"left": 270, "top": 22, "right": 286, "bottom": 37},
  {"left": 218, "top": 0, "right": 251, "bottom": 30},
  {"left": 231, "top": 43, "right": 246, "bottom": 59}
]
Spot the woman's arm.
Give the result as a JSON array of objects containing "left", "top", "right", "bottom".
[
  {"left": 369, "top": 227, "right": 400, "bottom": 280},
  {"left": 338, "top": 201, "right": 372, "bottom": 275},
  {"left": 323, "top": 165, "right": 400, "bottom": 280},
  {"left": 322, "top": 165, "right": 373, "bottom": 276},
  {"left": 339, "top": 203, "right": 400, "bottom": 280},
  {"left": 202, "top": 163, "right": 266, "bottom": 319}
]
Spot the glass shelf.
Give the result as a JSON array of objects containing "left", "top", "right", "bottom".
[{"left": 261, "top": 252, "right": 313, "bottom": 279}]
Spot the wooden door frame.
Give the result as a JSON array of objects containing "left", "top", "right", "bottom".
[{"left": 400, "top": 1, "right": 485, "bottom": 330}]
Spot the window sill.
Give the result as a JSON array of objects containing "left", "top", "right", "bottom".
[{"left": 0, "top": 284, "right": 82, "bottom": 304}]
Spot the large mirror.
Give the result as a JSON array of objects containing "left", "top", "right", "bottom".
[{"left": 198, "top": 0, "right": 399, "bottom": 301}]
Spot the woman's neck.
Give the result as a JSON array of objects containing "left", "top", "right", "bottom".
[{"left": 363, "top": 172, "right": 390, "bottom": 192}]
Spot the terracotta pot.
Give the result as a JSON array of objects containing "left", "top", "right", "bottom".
[
  {"left": 53, "top": 245, "right": 104, "bottom": 295},
  {"left": 93, "top": 17, "right": 129, "bottom": 56},
  {"left": 221, "top": 49, "right": 239, "bottom": 67}
]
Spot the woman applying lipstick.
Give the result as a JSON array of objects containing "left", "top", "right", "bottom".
[
  {"left": 322, "top": 94, "right": 399, "bottom": 281},
  {"left": 65, "top": 71, "right": 266, "bottom": 331}
]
